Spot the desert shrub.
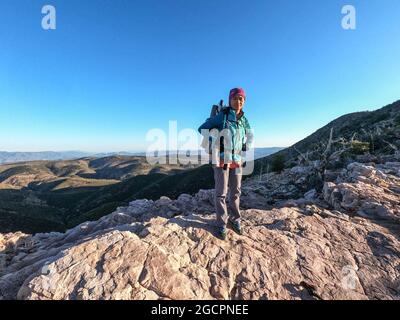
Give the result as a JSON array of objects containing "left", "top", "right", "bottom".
[
  {"left": 394, "top": 114, "right": 400, "bottom": 126},
  {"left": 350, "top": 140, "right": 370, "bottom": 155},
  {"left": 270, "top": 154, "right": 286, "bottom": 173}
]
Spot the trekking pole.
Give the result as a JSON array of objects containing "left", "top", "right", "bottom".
[{"left": 210, "top": 99, "right": 224, "bottom": 117}]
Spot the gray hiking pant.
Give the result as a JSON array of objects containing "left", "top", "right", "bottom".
[{"left": 213, "top": 165, "right": 242, "bottom": 228}]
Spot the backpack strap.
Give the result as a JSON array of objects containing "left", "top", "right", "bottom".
[{"left": 220, "top": 107, "right": 234, "bottom": 170}]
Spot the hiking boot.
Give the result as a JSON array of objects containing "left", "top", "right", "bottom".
[
  {"left": 216, "top": 227, "right": 227, "bottom": 240},
  {"left": 229, "top": 219, "right": 242, "bottom": 235}
]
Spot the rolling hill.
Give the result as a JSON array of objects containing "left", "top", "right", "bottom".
[
  {"left": 0, "top": 155, "right": 205, "bottom": 233},
  {"left": 252, "top": 100, "right": 400, "bottom": 175}
]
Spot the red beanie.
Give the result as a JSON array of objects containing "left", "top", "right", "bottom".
[{"left": 229, "top": 88, "right": 246, "bottom": 101}]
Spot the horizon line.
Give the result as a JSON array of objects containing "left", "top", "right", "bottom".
[{"left": 0, "top": 146, "right": 287, "bottom": 154}]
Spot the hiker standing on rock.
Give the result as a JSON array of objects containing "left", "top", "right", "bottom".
[{"left": 198, "top": 88, "right": 253, "bottom": 240}]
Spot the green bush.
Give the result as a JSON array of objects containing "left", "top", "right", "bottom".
[
  {"left": 270, "top": 154, "right": 286, "bottom": 173},
  {"left": 394, "top": 114, "right": 400, "bottom": 126},
  {"left": 350, "top": 140, "right": 370, "bottom": 155}
]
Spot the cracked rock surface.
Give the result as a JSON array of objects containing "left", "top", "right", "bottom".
[{"left": 0, "top": 161, "right": 399, "bottom": 300}]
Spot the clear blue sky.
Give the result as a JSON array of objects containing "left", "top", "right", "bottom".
[{"left": 1, "top": 0, "right": 399, "bottom": 152}]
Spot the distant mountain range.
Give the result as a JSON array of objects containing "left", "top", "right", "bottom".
[
  {"left": 0, "top": 147, "right": 283, "bottom": 164},
  {"left": 0, "top": 151, "right": 91, "bottom": 164}
]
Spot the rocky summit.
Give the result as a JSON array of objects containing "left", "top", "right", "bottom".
[{"left": 0, "top": 159, "right": 399, "bottom": 300}]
